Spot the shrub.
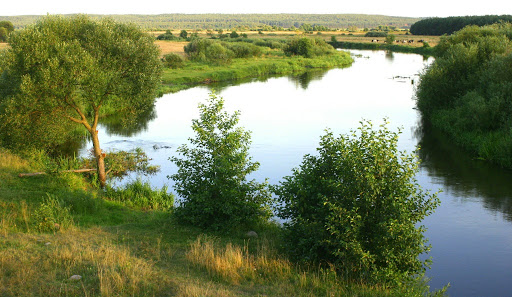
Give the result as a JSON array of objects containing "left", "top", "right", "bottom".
[
  {"left": 224, "top": 42, "right": 262, "bottom": 58},
  {"left": 169, "top": 93, "right": 272, "bottom": 231},
  {"left": 156, "top": 30, "right": 179, "bottom": 41},
  {"left": 205, "top": 42, "right": 233, "bottom": 65},
  {"left": 274, "top": 120, "right": 439, "bottom": 284},
  {"left": 283, "top": 37, "right": 335, "bottom": 58},
  {"left": 365, "top": 31, "right": 388, "bottom": 37},
  {"left": 184, "top": 38, "right": 233, "bottom": 64},
  {"left": 162, "top": 53, "right": 185, "bottom": 69}
]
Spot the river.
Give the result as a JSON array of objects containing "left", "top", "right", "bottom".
[{"left": 82, "top": 50, "right": 512, "bottom": 297}]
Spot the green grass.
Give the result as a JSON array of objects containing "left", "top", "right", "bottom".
[
  {"left": 0, "top": 149, "right": 445, "bottom": 296},
  {"left": 159, "top": 51, "right": 353, "bottom": 94},
  {"left": 329, "top": 41, "right": 436, "bottom": 56}
]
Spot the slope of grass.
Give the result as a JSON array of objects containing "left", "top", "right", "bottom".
[
  {"left": 0, "top": 149, "right": 444, "bottom": 296},
  {"left": 159, "top": 50, "right": 353, "bottom": 94}
]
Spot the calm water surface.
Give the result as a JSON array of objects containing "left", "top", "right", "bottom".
[{"left": 83, "top": 50, "right": 512, "bottom": 297}]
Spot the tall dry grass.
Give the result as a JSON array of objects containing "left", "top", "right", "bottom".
[{"left": 0, "top": 228, "right": 176, "bottom": 296}]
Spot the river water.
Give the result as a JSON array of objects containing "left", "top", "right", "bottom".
[{"left": 83, "top": 50, "right": 512, "bottom": 296}]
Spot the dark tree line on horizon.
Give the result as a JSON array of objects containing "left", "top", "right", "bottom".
[{"left": 410, "top": 15, "right": 512, "bottom": 35}]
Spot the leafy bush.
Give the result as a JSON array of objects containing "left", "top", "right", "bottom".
[
  {"left": 283, "top": 37, "right": 335, "bottom": 58},
  {"left": 274, "top": 120, "right": 439, "bottom": 284},
  {"left": 224, "top": 42, "right": 262, "bottom": 58},
  {"left": 169, "top": 93, "right": 272, "bottom": 231},
  {"left": 184, "top": 38, "right": 234, "bottom": 64},
  {"left": 104, "top": 179, "right": 174, "bottom": 211},
  {"left": 156, "top": 30, "right": 180, "bottom": 41},
  {"left": 416, "top": 23, "right": 512, "bottom": 167},
  {"left": 162, "top": 53, "right": 185, "bottom": 69},
  {"left": 365, "top": 31, "right": 388, "bottom": 37}
]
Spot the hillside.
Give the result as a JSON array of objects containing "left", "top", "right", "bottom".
[{"left": 0, "top": 14, "right": 420, "bottom": 30}]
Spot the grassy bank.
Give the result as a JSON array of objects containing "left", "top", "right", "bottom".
[
  {"left": 0, "top": 149, "right": 442, "bottom": 296},
  {"left": 159, "top": 50, "right": 353, "bottom": 94},
  {"left": 329, "top": 41, "right": 435, "bottom": 56},
  {"left": 415, "top": 24, "right": 512, "bottom": 169}
]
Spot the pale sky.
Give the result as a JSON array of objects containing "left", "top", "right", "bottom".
[{"left": 2, "top": 0, "right": 511, "bottom": 18}]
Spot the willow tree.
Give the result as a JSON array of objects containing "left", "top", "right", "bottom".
[{"left": 0, "top": 15, "right": 162, "bottom": 187}]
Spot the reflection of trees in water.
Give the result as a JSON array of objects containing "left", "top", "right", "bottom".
[
  {"left": 385, "top": 50, "right": 394, "bottom": 61},
  {"left": 288, "top": 70, "right": 328, "bottom": 90},
  {"left": 57, "top": 103, "right": 158, "bottom": 157},
  {"left": 100, "top": 103, "right": 157, "bottom": 137},
  {"left": 205, "top": 69, "right": 331, "bottom": 93},
  {"left": 414, "top": 120, "right": 512, "bottom": 221}
]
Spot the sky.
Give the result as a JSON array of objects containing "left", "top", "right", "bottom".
[{"left": 2, "top": 0, "right": 512, "bottom": 18}]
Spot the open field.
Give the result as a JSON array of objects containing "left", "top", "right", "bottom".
[{"left": 153, "top": 31, "right": 440, "bottom": 57}]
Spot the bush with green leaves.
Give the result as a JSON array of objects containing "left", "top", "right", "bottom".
[
  {"left": 283, "top": 37, "right": 336, "bottom": 58},
  {"left": 365, "top": 31, "right": 388, "bottom": 37},
  {"left": 184, "top": 38, "right": 234, "bottom": 64},
  {"left": 156, "top": 30, "right": 179, "bottom": 41},
  {"left": 416, "top": 23, "right": 512, "bottom": 167},
  {"left": 162, "top": 53, "right": 185, "bottom": 69},
  {"left": 223, "top": 42, "right": 262, "bottom": 58},
  {"left": 274, "top": 120, "right": 439, "bottom": 284},
  {"left": 169, "top": 93, "right": 272, "bottom": 231}
]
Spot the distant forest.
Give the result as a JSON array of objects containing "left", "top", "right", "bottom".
[
  {"left": 0, "top": 14, "right": 420, "bottom": 31},
  {"left": 410, "top": 15, "right": 512, "bottom": 35}
]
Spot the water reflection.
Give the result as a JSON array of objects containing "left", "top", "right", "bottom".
[
  {"left": 415, "top": 121, "right": 512, "bottom": 221},
  {"left": 288, "top": 70, "right": 328, "bottom": 90},
  {"left": 100, "top": 104, "right": 157, "bottom": 137}
]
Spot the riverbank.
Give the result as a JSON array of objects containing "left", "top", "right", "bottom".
[
  {"left": 159, "top": 49, "right": 354, "bottom": 94},
  {"left": 0, "top": 149, "right": 441, "bottom": 296},
  {"left": 329, "top": 41, "right": 436, "bottom": 56}
]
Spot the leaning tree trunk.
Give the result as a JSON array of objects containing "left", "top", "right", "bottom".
[{"left": 90, "top": 129, "right": 107, "bottom": 188}]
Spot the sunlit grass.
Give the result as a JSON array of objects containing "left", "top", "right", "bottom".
[{"left": 0, "top": 148, "right": 444, "bottom": 296}]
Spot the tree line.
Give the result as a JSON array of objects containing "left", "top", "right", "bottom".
[
  {"left": 1, "top": 13, "right": 420, "bottom": 31},
  {"left": 410, "top": 15, "right": 512, "bottom": 35},
  {"left": 416, "top": 23, "right": 512, "bottom": 168}
]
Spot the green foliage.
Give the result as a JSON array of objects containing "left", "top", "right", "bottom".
[
  {"left": 1, "top": 14, "right": 420, "bottom": 31},
  {"left": 385, "top": 34, "right": 396, "bottom": 44},
  {"left": 156, "top": 30, "right": 180, "bottom": 41},
  {"left": 365, "top": 31, "right": 388, "bottom": 37},
  {"left": 162, "top": 53, "right": 185, "bottom": 69},
  {"left": 416, "top": 23, "right": 512, "bottom": 167},
  {"left": 284, "top": 37, "right": 336, "bottom": 58},
  {"left": 274, "top": 120, "right": 439, "bottom": 284},
  {"left": 0, "top": 20, "right": 14, "bottom": 32},
  {"left": 169, "top": 93, "right": 272, "bottom": 231},
  {"left": 230, "top": 31, "right": 239, "bottom": 38},
  {"left": 0, "top": 27, "right": 8, "bottom": 42},
  {"left": 104, "top": 179, "right": 174, "bottom": 211},
  {"left": 410, "top": 14, "right": 512, "bottom": 36},
  {"left": 224, "top": 42, "right": 262, "bottom": 58},
  {"left": 184, "top": 38, "right": 264, "bottom": 65},
  {"left": 0, "top": 15, "right": 161, "bottom": 153},
  {"left": 179, "top": 29, "right": 188, "bottom": 39},
  {"left": 33, "top": 193, "right": 74, "bottom": 232}
]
